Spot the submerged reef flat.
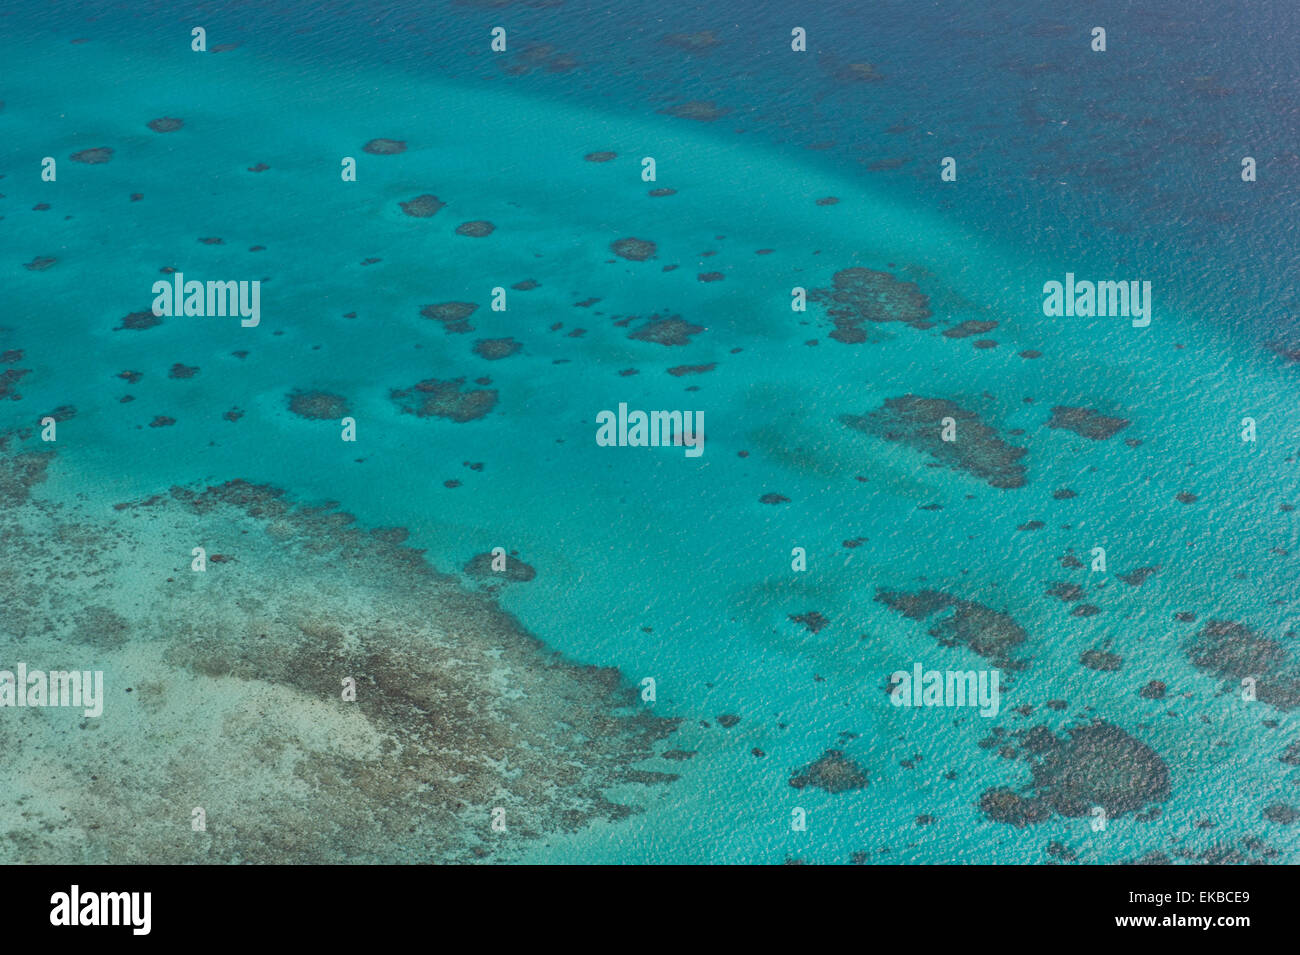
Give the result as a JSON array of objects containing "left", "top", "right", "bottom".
[
  {"left": 0, "top": 453, "right": 678, "bottom": 864},
  {"left": 842, "top": 395, "right": 1028, "bottom": 489}
]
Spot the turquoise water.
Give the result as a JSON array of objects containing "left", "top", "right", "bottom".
[{"left": 1, "top": 3, "right": 1298, "bottom": 864}]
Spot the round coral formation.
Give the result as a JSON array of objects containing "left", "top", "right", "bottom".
[
  {"left": 611, "top": 237, "right": 657, "bottom": 261},
  {"left": 455, "top": 220, "right": 495, "bottom": 237},
  {"left": 288, "top": 390, "right": 350, "bottom": 420},
  {"left": 400, "top": 194, "right": 444, "bottom": 218}
]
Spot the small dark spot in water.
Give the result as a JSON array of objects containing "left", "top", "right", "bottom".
[
  {"left": 363, "top": 138, "right": 407, "bottom": 155},
  {"left": 71, "top": 147, "right": 113, "bottom": 164}
]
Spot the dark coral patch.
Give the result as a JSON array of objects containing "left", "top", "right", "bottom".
[
  {"left": 809, "top": 268, "right": 932, "bottom": 342},
  {"left": 1046, "top": 582, "right": 1084, "bottom": 602},
  {"left": 1029, "top": 723, "right": 1170, "bottom": 818},
  {"left": 611, "top": 237, "right": 657, "bottom": 261},
  {"left": 472, "top": 337, "right": 522, "bottom": 361},
  {"left": 168, "top": 364, "right": 199, "bottom": 379},
  {"left": 698, "top": 272, "right": 724, "bottom": 283},
  {"left": 628, "top": 315, "right": 702, "bottom": 346},
  {"left": 1, "top": 351, "right": 24, "bottom": 364},
  {"left": 584, "top": 151, "right": 617, "bottom": 162},
  {"left": 71, "top": 147, "right": 113, "bottom": 164},
  {"left": 116, "top": 311, "right": 162, "bottom": 331},
  {"left": 0, "top": 368, "right": 31, "bottom": 400},
  {"left": 790, "top": 612, "right": 829, "bottom": 634},
  {"left": 789, "top": 750, "right": 869, "bottom": 793},
  {"left": 666, "top": 363, "right": 716, "bottom": 377},
  {"left": 658, "top": 100, "right": 730, "bottom": 122},
  {"left": 420, "top": 302, "right": 477, "bottom": 334},
  {"left": 400, "top": 194, "right": 444, "bottom": 218},
  {"left": 980, "top": 722, "right": 1170, "bottom": 826},
  {"left": 288, "top": 390, "right": 350, "bottom": 420},
  {"left": 1185, "top": 619, "right": 1300, "bottom": 710},
  {"left": 875, "top": 587, "right": 1029, "bottom": 670},
  {"left": 842, "top": 395, "right": 1028, "bottom": 489},
  {"left": 363, "top": 138, "right": 406, "bottom": 155},
  {"left": 980, "top": 787, "right": 1051, "bottom": 827},
  {"left": 455, "top": 220, "right": 495, "bottom": 237},
  {"left": 1140, "top": 680, "right": 1167, "bottom": 699},
  {"left": 511, "top": 279, "right": 540, "bottom": 291},
  {"left": 1046, "top": 405, "right": 1130, "bottom": 440},
  {"left": 24, "top": 257, "right": 57, "bottom": 271},
  {"left": 502, "top": 44, "right": 578, "bottom": 74},
  {"left": 1118, "top": 566, "right": 1158, "bottom": 587},
  {"left": 759, "top": 493, "right": 789, "bottom": 505},
  {"left": 1081, "top": 649, "right": 1123, "bottom": 671},
  {"left": 464, "top": 552, "right": 536, "bottom": 582},
  {"left": 148, "top": 416, "right": 176, "bottom": 428},
  {"left": 648, "top": 188, "right": 676, "bottom": 197},
  {"left": 391, "top": 377, "right": 497, "bottom": 423},
  {"left": 662, "top": 30, "right": 719, "bottom": 51},
  {"left": 837, "top": 62, "right": 884, "bottom": 82},
  {"left": 1265, "top": 805, "right": 1299, "bottom": 824},
  {"left": 147, "top": 117, "right": 183, "bottom": 132},
  {"left": 943, "top": 320, "right": 998, "bottom": 339}
]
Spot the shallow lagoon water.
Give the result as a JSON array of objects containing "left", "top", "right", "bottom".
[{"left": 1, "top": 2, "right": 1297, "bottom": 864}]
